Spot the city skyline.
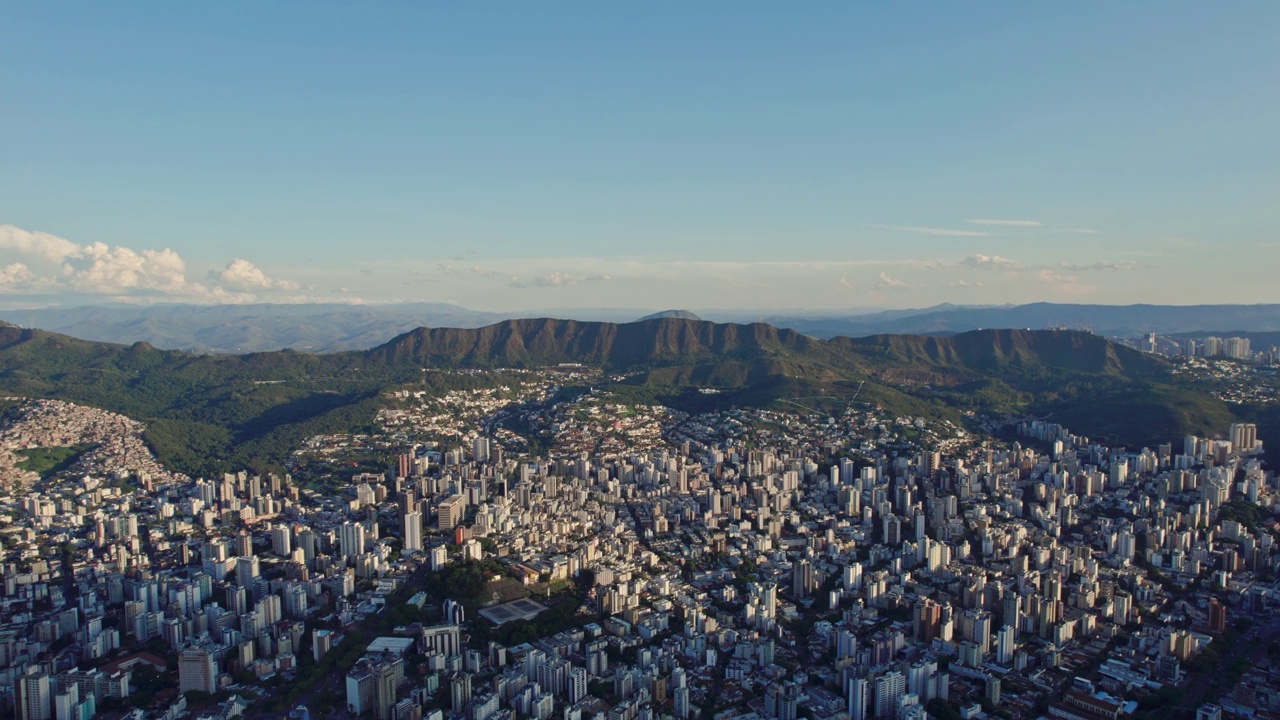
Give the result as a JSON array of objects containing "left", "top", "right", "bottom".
[{"left": 2, "top": 3, "right": 1278, "bottom": 310}]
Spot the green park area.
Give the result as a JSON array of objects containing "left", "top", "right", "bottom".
[{"left": 16, "top": 444, "right": 95, "bottom": 478}]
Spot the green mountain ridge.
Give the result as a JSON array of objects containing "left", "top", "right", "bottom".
[
  {"left": 363, "top": 317, "right": 825, "bottom": 369},
  {"left": 0, "top": 318, "right": 1249, "bottom": 478},
  {"left": 14, "top": 302, "right": 1280, "bottom": 353}
]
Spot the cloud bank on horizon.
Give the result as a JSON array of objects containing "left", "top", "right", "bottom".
[
  {"left": 0, "top": 222, "right": 1160, "bottom": 310},
  {"left": 0, "top": 224, "right": 295, "bottom": 304}
]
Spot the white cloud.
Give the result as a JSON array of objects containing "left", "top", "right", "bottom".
[
  {"left": 1058, "top": 260, "right": 1136, "bottom": 272},
  {"left": 838, "top": 276, "right": 855, "bottom": 291},
  {"left": 218, "top": 258, "right": 300, "bottom": 291},
  {"left": 968, "top": 219, "right": 1042, "bottom": 227},
  {"left": 877, "top": 271, "right": 911, "bottom": 289},
  {"left": 1036, "top": 269, "right": 1076, "bottom": 285},
  {"left": 875, "top": 225, "right": 988, "bottom": 237},
  {"left": 623, "top": 258, "right": 943, "bottom": 273},
  {"left": 511, "top": 272, "right": 612, "bottom": 289},
  {"left": 70, "top": 242, "right": 188, "bottom": 294},
  {"left": 1036, "top": 269, "right": 1094, "bottom": 297},
  {"left": 470, "top": 266, "right": 518, "bottom": 282},
  {"left": 176, "top": 282, "right": 257, "bottom": 304},
  {"left": 0, "top": 225, "right": 82, "bottom": 263},
  {"left": 0, "top": 224, "right": 298, "bottom": 304},
  {"left": 0, "top": 263, "right": 35, "bottom": 287},
  {"left": 961, "top": 254, "right": 1024, "bottom": 271},
  {"left": 958, "top": 255, "right": 1134, "bottom": 274}
]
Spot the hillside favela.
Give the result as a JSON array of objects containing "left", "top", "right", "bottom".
[{"left": 1, "top": 5, "right": 1279, "bottom": 720}]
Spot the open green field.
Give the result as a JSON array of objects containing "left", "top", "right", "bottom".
[{"left": 16, "top": 444, "right": 95, "bottom": 478}]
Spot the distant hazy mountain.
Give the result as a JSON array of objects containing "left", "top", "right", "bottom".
[
  {"left": 7, "top": 301, "right": 1280, "bottom": 353},
  {"left": 0, "top": 302, "right": 506, "bottom": 353},
  {"left": 754, "top": 302, "right": 1280, "bottom": 338},
  {"left": 636, "top": 309, "right": 703, "bottom": 322}
]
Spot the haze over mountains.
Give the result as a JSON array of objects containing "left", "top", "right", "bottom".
[{"left": 6, "top": 302, "right": 1280, "bottom": 354}]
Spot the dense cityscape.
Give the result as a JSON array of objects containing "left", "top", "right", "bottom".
[
  {"left": 1, "top": 364, "right": 1277, "bottom": 720},
  {"left": 3, "top": 4, "right": 1278, "bottom": 720}
]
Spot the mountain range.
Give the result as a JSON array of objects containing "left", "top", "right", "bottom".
[
  {"left": 2, "top": 316, "right": 1265, "bottom": 480},
  {"left": 7, "top": 302, "right": 1280, "bottom": 353},
  {"left": 764, "top": 302, "right": 1280, "bottom": 340}
]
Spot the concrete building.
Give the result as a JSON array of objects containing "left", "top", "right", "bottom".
[{"left": 178, "top": 645, "right": 219, "bottom": 695}]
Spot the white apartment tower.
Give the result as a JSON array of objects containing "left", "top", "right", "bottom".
[{"left": 404, "top": 511, "right": 423, "bottom": 553}]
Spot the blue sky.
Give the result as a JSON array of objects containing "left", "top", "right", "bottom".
[{"left": 1, "top": 3, "right": 1277, "bottom": 310}]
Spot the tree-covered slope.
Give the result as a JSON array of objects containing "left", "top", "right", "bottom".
[
  {"left": 362, "top": 317, "right": 827, "bottom": 370},
  {"left": 0, "top": 319, "right": 1246, "bottom": 477}
]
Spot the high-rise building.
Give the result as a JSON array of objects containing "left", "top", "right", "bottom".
[
  {"left": 430, "top": 545, "right": 449, "bottom": 570},
  {"left": 972, "top": 610, "right": 992, "bottom": 655},
  {"left": 443, "top": 599, "right": 466, "bottom": 625},
  {"left": 915, "top": 599, "right": 941, "bottom": 642},
  {"left": 235, "top": 555, "right": 259, "bottom": 588},
  {"left": 673, "top": 667, "right": 690, "bottom": 719},
  {"left": 1224, "top": 337, "right": 1251, "bottom": 360},
  {"left": 339, "top": 522, "right": 366, "bottom": 561},
  {"left": 837, "top": 630, "right": 858, "bottom": 660},
  {"left": 283, "top": 583, "right": 309, "bottom": 618},
  {"left": 404, "top": 511, "right": 423, "bottom": 553},
  {"left": 1209, "top": 598, "right": 1227, "bottom": 634},
  {"left": 883, "top": 515, "right": 902, "bottom": 546},
  {"left": 17, "top": 666, "right": 51, "bottom": 720},
  {"left": 1230, "top": 423, "right": 1258, "bottom": 453},
  {"left": 179, "top": 645, "right": 219, "bottom": 695},
  {"left": 765, "top": 683, "right": 801, "bottom": 720},
  {"left": 985, "top": 676, "right": 1001, "bottom": 707},
  {"left": 313, "top": 629, "right": 332, "bottom": 661},
  {"left": 374, "top": 659, "right": 401, "bottom": 720},
  {"left": 1117, "top": 530, "right": 1136, "bottom": 562},
  {"left": 586, "top": 639, "right": 610, "bottom": 678},
  {"left": 569, "top": 667, "right": 588, "bottom": 704},
  {"left": 235, "top": 530, "right": 252, "bottom": 557},
  {"left": 347, "top": 665, "right": 374, "bottom": 717},
  {"left": 875, "top": 672, "right": 906, "bottom": 719},
  {"left": 748, "top": 582, "right": 778, "bottom": 631},
  {"left": 1001, "top": 593, "right": 1021, "bottom": 635},
  {"left": 451, "top": 673, "right": 473, "bottom": 715},
  {"left": 996, "top": 625, "right": 1016, "bottom": 664},
  {"left": 347, "top": 656, "right": 404, "bottom": 720},
  {"left": 52, "top": 683, "right": 86, "bottom": 720},
  {"left": 422, "top": 624, "right": 463, "bottom": 657},
  {"left": 437, "top": 495, "right": 466, "bottom": 531},
  {"left": 847, "top": 677, "right": 869, "bottom": 720},
  {"left": 792, "top": 558, "right": 814, "bottom": 599},
  {"left": 271, "top": 524, "right": 292, "bottom": 556},
  {"left": 1113, "top": 593, "right": 1132, "bottom": 626},
  {"left": 907, "top": 661, "right": 934, "bottom": 702}
]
